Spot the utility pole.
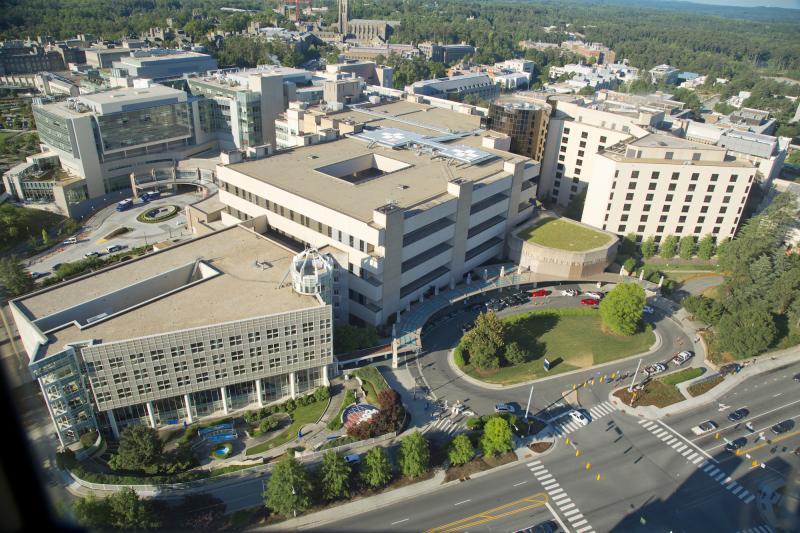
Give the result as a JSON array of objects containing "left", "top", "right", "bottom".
[
  {"left": 628, "top": 358, "right": 643, "bottom": 392},
  {"left": 524, "top": 384, "right": 534, "bottom": 435}
]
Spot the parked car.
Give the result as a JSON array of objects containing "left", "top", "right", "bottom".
[
  {"left": 29, "top": 271, "right": 48, "bottom": 280},
  {"left": 771, "top": 420, "right": 794, "bottom": 435},
  {"left": 84, "top": 251, "right": 101, "bottom": 258},
  {"left": 793, "top": 373, "right": 800, "bottom": 383},
  {"left": 671, "top": 351, "right": 693, "bottom": 366},
  {"left": 728, "top": 408, "right": 750, "bottom": 422},
  {"left": 568, "top": 410, "right": 589, "bottom": 426},
  {"left": 720, "top": 363, "right": 742, "bottom": 376},
  {"left": 63, "top": 237, "right": 77, "bottom": 245},
  {"left": 531, "top": 289, "right": 550, "bottom": 297},
  {"left": 643, "top": 305, "right": 654, "bottom": 314},
  {"left": 584, "top": 291, "right": 604, "bottom": 299},
  {"left": 690, "top": 420, "right": 718, "bottom": 435},
  {"left": 494, "top": 403, "right": 516, "bottom": 414},
  {"left": 725, "top": 437, "right": 747, "bottom": 453},
  {"left": 645, "top": 363, "right": 668, "bottom": 375},
  {"left": 344, "top": 453, "right": 361, "bottom": 464},
  {"left": 581, "top": 298, "right": 600, "bottom": 306},
  {"left": 106, "top": 244, "right": 126, "bottom": 253},
  {"left": 524, "top": 520, "right": 559, "bottom": 533},
  {"left": 561, "top": 289, "right": 578, "bottom": 296}
]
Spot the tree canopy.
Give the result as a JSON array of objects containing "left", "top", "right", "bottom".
[
  {"left": 599, "top": 282, "right": 646, "bottom": 336},
  {"left": 398, "top": 431, "right": 430, "bottom": 478},
  {"left": 265, "top": 456, "right": 313, "bottom": 517},
  {"left": 108, "top": 425, "right": 164, "bottom": 474}
]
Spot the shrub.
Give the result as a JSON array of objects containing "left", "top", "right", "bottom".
[
  {"left": 504, "top": 341, "right": 526, "bottom": 365},
  {"left": 465, "top": 417, "right": 483, "bottom": 430},
  {"left": 453, "top": 345, "right": 467, "bottom": 367},
  {"left": 80, "top": 429, "right": 99, "bottom": 449},
  {"left": 313, "top": 386, "right": 331, "bottom": 402},
  {"left": 259, "top": 416, "right": 279, "bottom": 433},
  {"left": 623, "top": 257, "right": 637, "bottom": 273}
]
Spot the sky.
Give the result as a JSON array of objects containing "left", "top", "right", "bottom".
[{"left": 679, "top": 0, "right": 800, "bottom": 7}]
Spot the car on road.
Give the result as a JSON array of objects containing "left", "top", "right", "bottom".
[
  {"left": 494, "top": 403, "right": 516, "bottom": 414},
  {"left": 516, "top": 520, "right": 559, "bottom": 533},
  {"left": 643, "top": 305, "right": 654, "bottom": 314},
  {"left": 725, "top": 437, "right": 747, "bottom": 453},
  {"left": 531, "top": 289, "right": 550, "bottom": 297},
  {"left": 794, "top": 373, "right": 800, "bottom": 382},
  {"left": 568, "top": 410, "right": 589, "bottom": 426},
  {"left": 728, "top": 408, "right": 750, "bottom": 422},
  {"left": 671, "top": 350, "right": 693, "bottom": 366},
  {"left": 29, "top": 271, "right": 48, "bottom": 279},
  {"left": 106, "top": 244, "right": 126, "bottom": 253},
  {"left": 645, "top": 363, "right": 668, "bottom": 375},
  {"left": 584, "top": 291, "right": 604, "bottom": 299},
  {"left": 720, "top": 363, "right": 742, "bottom": 376},
  {"left": 63, "top": 237, "right": 77, "bottom": 245},
  {"left": 580, "top": 298, "right": 600, "bottom": 306},
  {"left": 690, "top": 420, "right": 718, "bottom": 435},
  {"left": 84, "top": 251, "right": 101, "bottom": 258},
  {"left": 344, "top": 453, "right": 361, "bottom": 464},
  {"left": 771, "top": 419, "right": 795, "bottom": 435},
  {"left": 561, "top": 289, "right": 578, "bottom": 296}
]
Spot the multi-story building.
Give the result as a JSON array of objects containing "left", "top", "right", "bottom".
[
  {"left": 494, "top": 59, "right": 536, "bottom": 78},
  {"left": 419, "top": 42, "right": 476, "bottom": 64},
  {"left": 30, "top": 84, "right": 215, "bottom": 206},
  {"left": 481, "top": 96, "right": 551, "bottom": 164},
  {"left": 9, "top": 224, "right": 334, "bottom": 446},
  {"left": 581, "top": 134, "right": 756, "bottom": 241},
  {"left": 342, "top": 44, "right": 418, "bottom": 62},
  {"left": 649, "top": 64, "right": 681, "bottom": 85},
  {"left": 216, "top": 99, "right": 540, "bottom": 326},
  {"left": 0, "top": 41, "right": 65, "bottom": 74},
  {"left": 111, "top": 50, "right": 218, "bottom": 81},
  {"left": 539, "top": 98, "right": 654, "bottom": 207},
  {"left": 408, "top": 73, "right": 498, "bottom": 102},
  {"left": 560, "top": 41, "right": 616, "bottom": 65},
  {"left": 84, "top": 48, "right": 133, "bottom": 69},
  {"left": 325, "top": 61, "right": 393, "bottom": 88}
]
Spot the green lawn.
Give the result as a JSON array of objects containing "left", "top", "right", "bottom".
[
  {"left": 244, "top": 399, "right": 328, "bottom": 456},
  {"left": 353, "top": 366, "right": 388, "bottom": 405},
  {"left": 660, "top": 367, "right": 704, "bottom": 386},
  {"left": 517, "top": 218, "right": 612, "bottom": 252},
  {"left": 0, "top": 130, "right": 19, "bottom": 144},
  {"left": 327, "top": 389, "right": 356, "bottom": 430},
  {"left": 459, "top": 308, "right": 655, "bottom": 385}
]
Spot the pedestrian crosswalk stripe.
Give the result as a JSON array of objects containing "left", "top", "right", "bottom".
[
  {"left": 559, "top": 502, "right": 576, "bottom": 511},
  {"left": 731, "top": 485, "right": 743, "bottom": 496},
  {"left": 714, "top": 472, "right": 726, "bottom": 482},
  {"left": 542, "top": 479, "right": 558, "bottom": 488},
  {"left": 563, "top": 508, "right": 581, "bottom": 518},
  {"left": 639, "top": 419, "right": 652, "bottom": 426},
  {"left": 531, "top": 465, "right": 545, "bottom": 472},
  {"left": 575, "top": 526, "right": 593, "bottom": 533},
  {"left": 549, "top": 488, "right": 564, "bottom": 496},
  {"left": 538, "top": 473, "right": 554, "bottom": 481},
  {"left": 743, "top": 494, "right": 755, "bottom": 504},
  {"left": 704, "top": 464, "right": 715, "bottom": 473},
  {"left": 665, "top": 437, "right": 677, "bottom": 445},
  {"left": 687, "top": 452, "right": 698, "bottom": 460},
  {"left": 675, "top": 443, "right": 687, "bottom": 452},
  {"left": 568, "top": 514, "right": 585, "bottom": 523},
  {"left": 681, "top": 448, "right": 693, "bottom": 457},
  {"left": 552, "top": 494, "right": 569, "bottom": 502},
  {"left": 739, "top": 490, "right": 751, "bottom": 500},
  {"left": 546, "top": 483, "right": 561, "bottom": 490},
  {"left": 572, "top": 518, "right": 589, "bottom": 527},
  {"left": 527, "top": 461, "right": 541, "bottom": 467},
  {"left": 652, "top": 429, "right": 666, "bottom": 437},
  {"left": 692, "top": 456, "right": 702, "bottom": 465}
]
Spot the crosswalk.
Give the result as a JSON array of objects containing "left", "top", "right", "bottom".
[
  {"left": 527, "top": 459, "right": 595, "bottom": 533},
  {"left": 734, "top": 525, "right": 775, "bottom": 533},
  {"left": 587, "top": 400, "right": 615, "bottom": 421},
  {"left": 637, "top": 419, "right": 756, "bottom": 505},
  {"left": 421, "top": 416, "right": 464, "bottom": 436},
  {"left": 548, "top": 401, "right": 617, "bottom": 438}
]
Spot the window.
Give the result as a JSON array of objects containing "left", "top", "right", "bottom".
[
  {"left": 210, "top": 338, "right": 223, "bottom": 350},
  {"left": 157, "top": 380, "right": 171, "bottom": 391},
  {"left": 303, "top": 337, "right": 315, "bottom": 347},
  {"left": 719, "top": 206, "right": 727, "bottom": 214},
  {"left": 267, "top": 343, "right": 280, "bottom": 355},
  {"left": 564, "top": 127, "right": 570, "bottom": 134},
  {"left": 129, "top": 353, "right": 145, "bottom": 364},
  {"left": 600, "top": 136, "right": 607, "bottom": 143},
  {"left": 691, "top": 173, "right": 699, "bottom": 181},
  {"left": 248, "top": 332, "right": 261, "bottom": 343},
  {"left": 685, "top": 195, "right": 693, "bottom": 202},
  {"left": 707, "top": 185, "right": 715, "bottom": 192},
  {"left": 558, "top": 154, "right": 565, "bottom": 162},
  {"left": 212, "top": 354, "right": 226, "bottom": 365},
  {"left": 704, "top": 195, "right": 712, "bottom": 203},
  {"left": 286, "top": 340, "right": 298, "bottom": 351},
  {"left": 646, "top": 194, "right": 654, "bottom": 201},
  {"left": 676, "top": 226, "right": 684, "bottom": 233},
  {"left": 666, "top": 194, "right": 673, "bottom": 202},
  {"left": 154, "top": 364, "right": 168, "bottom": 376},
  {"left": 174, "top": 361, "right": 188, "bottom": 372},
  {"left": 716, "top": 216, "right": 724, "bottom": 224},
  {"left": 701, "top": 206, "right": 709, "bottom": 213},
  {"left": 190, "top": 342, "right": 204, "bottom": 354},
  {"left": 628, "top": 182, "right": 636, "bottom": 190},
  {"left": 651, "top": 172, "right": 660, "bottom": 180},
  {"left": 229, "top": 335, "right": 242, "bottom": 346},
  {"left": 688, "top": 184, "right": 696, "bottom": 192},
  {"left": 250, "top": 346, "right": 262, "bottom": 358},
  {"left": 196, "top": 372, "right": 209, "bottom": 383},
  {"left": 579, "top": 141, "right": 586, "bottom": 149},
  {"left": 694, "top": 226, "right": 702, "bottom": 234},
  {"left": 233, "top": 365, "right": 246, "bottom": 376},
  {"left": 137, "top": 383, "right": 152, "bottom": 395},
  {"left": 657, "top": 225, "right": 665, "bottom": 233},
  {"left": 660, "top": 215, "right": 668, "bottom": 223},
  {"left": 723, "top": 196, "right": 731, "bottom": 204},
  {"left": 668, "top": 183, "right": 676, "bottom": 191},
  {"left": 643, "top": 204, "right": 651, "bottom": 212},
  {"left": 251, "top": 361, "right": 264, "bottom": 372},
  {"left": 679, "top": 216, "right": 686, "bottom": 223},
  {"left": 561, "top": 136, "right": 568, "bottom": 144},
  {"left": 177, "top": 375, "right": 191, "bottom": 387},
  {"left": 266, "top": 328, "right": 279, "bottom": 339},
  {"left": 577, "top": 150, "right": 585, "bottom": 157},
  {"left": 649, "top": 183, "right": 657, "bottom": 191},
  {"left": 117, "top": 388, "right": 132, "bottom": 399},
  {"left": 682, "top": 205, "right": 690, "bottom": 213},
  {"left": 671, "top": 172, "right": 680, "bottom": 181},
  {"left": 640, "top": 215, "right": 649, "bottom": 222},
  {"left": 726, "top": 185, "right": 735, "bottom": 193},
  {"left": 581, "top": 131, "right": 588, "bottom": 139},
  {"left": 231, "top": 350, "right": 244, "bottom": 361},
  {"left": 698, "top": 216, "right": 705, "bottom": 223},
  {"left": 710, "top": 173, "right": 719, "bottom": 182},
  {"left": 692, "top": 153, "right": 701, "bottom": 161},
  {"left": 112, "top": 372, "right": 127, "bottom": 385},
  {"left": 713, "top": 226, "right": 720, "bottom": 234},
  {"left": 108, "top": 357, "right": 124, "bottom": 369},
  {"left": 171, "top": 346, "right": 185, "bottom": 357},
  {"left": 665, "top": 152, "right": 673, "bottom": 160},
  {"left": 284, "top": 325, "right": 297, "bottom": 336},
  {"left": 302, "top": 322, "right": 315, "bottom": 333},
  {"left": 626, "top": 193, "right": 634, "bottom": 201},
  {"left": 631, "top": 171, "right": 639, "bottom": 179},
  {"left": 560, "top": 146, "right": 567, "bottom": 153},
  {"left": 638, "top": 225, "right": 646, "bottom": 232},
  {"left": 574, "top": 168, "right": 581, "bottom": 175},
  {"left": 623, "top": 203, "right": 631, "bottom": 212},
  {"left": 133, "top": 368, "right": 148, "bottom": 380},
  {"left": 214, "top": 369, "right": 228, "bottom": 380},
  {"left": 269, "top": 358, "right": 281, "bottom": 369},
  {"left": 618, "top": 224, "right": 626, "bottom": 232},
  {"left": 193, "top": 358, "right": 207, "bottom": 369},
  {"left": 621, "top": 214, "right": 629, "bottom": 222}
]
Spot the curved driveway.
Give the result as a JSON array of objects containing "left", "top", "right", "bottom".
[{"left": 411, "top": 283, "right": 697, "bottom": 418}]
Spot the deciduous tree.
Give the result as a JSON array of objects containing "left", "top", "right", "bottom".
[
  {"left": 108, "top": 425, "right": 164, "bottom": 473},
  {"left": 599, "top": 283, "right": 646, "bottom": 336},
  {"left": 361, "top": 446, "right": 392, "bottom": 488},
  {"left": 480, "top": 416, "right": 513, "bottom": 456},
  {"left": 398, "top": 431, "right": 430, "bottom": 478},
  {"left": 320, "top": 451, "right": 352, "bottom": 501},
  {"left": 448, "top": 434, "right": 474, "bottom": 465},
  {"left": 697, "top": 234, "right": 716, "bottom": 260},
  {"left": 265, "top": 457, "right": 313, "bottom": 517}
]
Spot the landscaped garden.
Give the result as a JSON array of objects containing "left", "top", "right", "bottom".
[
  {"left": 245, "top": 389, "right": 330, "bottom": 456},
  {"left": 456, "top": 307, "right": 655, "bottom": 385},
  {"left": 517, "top": 217, "right": 612, "bottom": 251},
  {"left": 613, "top": 380, "right": 686, "bottom": 408}
]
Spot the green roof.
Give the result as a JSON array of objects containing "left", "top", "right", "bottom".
[{"left": 518, "top": 218, "right": 612, "bottom": 252}]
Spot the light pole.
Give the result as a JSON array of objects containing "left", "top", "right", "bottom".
[
  {"left": 628, "top": 359, "right": 643, "bottom": 392},
  {"left": 524, "top": 383, "right": 534, "bottom": 435}
]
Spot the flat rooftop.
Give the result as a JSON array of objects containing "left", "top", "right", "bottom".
[
  {"left": 225, "top": 101, "right": 524, "bottom": 222},
  {"left": 15, "top": 226, "right": 320, "bottom": 358},
  {"left": 518, "top": 217, "right": 613, "bottom": 252},
  {"left": 629, "top": 134, "right": 725, "bottom": 151}
]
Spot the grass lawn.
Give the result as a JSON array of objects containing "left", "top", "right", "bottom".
[
  {"left": 517, "top": 218, "right": 611, "bottom": 252},
  {"left": 327, "top": 389, "right": 357, "bottom": 430},
  {"left": 245, "top": 399, "right": 328, "bottom": 456},
  {"left": 459, "top": 308, "right": 655, "bottom": 385},
  {"left": 646, "top": 262, "right": 719, "bottom": 271},
  {"left": 660, "top": 367, "right": 704, "bottom": 386},
  {"left": 665, "top": 271, "right": 721, "bottom": 284},
  {"left": 353, "top": 366, "right": 388, "bottom": 405},
  {"left": 613, "top": 380, "right": 685, "bottom": 408},
  {"left": 687, "top": 376, "right": 724, "bottom": 397},
  {"left": 0, "top": 130, "right": 19, "bottom": 144}
]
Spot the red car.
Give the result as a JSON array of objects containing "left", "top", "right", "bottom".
[
  {"left": 580, "top": 298, "right": 600, "bottom": 306},
  {"left": 531, "top": 289, "right": 550, "bottom": 297}
]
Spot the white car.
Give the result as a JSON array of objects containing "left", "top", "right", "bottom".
[
  {"left": 643, "top": 305, "right": 654, "bottom": 314},
  {"left": 645, "top": 363, "right": 668, "bottom": 375},
  {"left": 495, "top": 403, "right": 516, "bottom": 414},
  {"left": 690, "top": 420, "right": 718, "bottom": 436},
  {"left": 584, "top": 291, "right": 603, "bottom": 299},
  {"left": 561, "top": 289, "right": 578, "bottom": 297},
  {"left": 63, "top": 237, "right": 77, "bottom": 245},
  {"left": 568, "top": 410, "right": 589, "bottom": 426},
  {"left": 672, "top": 351, "right": 693, "bottom": 365}
]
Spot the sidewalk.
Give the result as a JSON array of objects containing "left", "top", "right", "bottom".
[{"left": 612, "top": 345, "right": 800, "bottom": 419}]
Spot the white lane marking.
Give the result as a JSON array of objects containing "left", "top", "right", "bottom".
[
  {"left": 657, "top": 420, "right": 717, "bottom": 462},
  {"left": 572, "top": 518, "right": 589, "bottom": 527},
  {"left": 513, "top": 481, "right": 528, "bottom": 487},
  {"left": 549, "top": 488, "right": 564, "bottom": 496},
  {"left": 575, "top": 526, "right": 593, "bottom": 533},
  {"left": 743, "top": 494, "right": 756, "bottom": 504},
  {"left": 391, "top": 518, "right": 409, "bottom": 525},
  {"left": 563, "top": 508, "right": 581, "bottom": 517},
  {"left": 527, "top": 460, "right": 541, "bottom": 467},
  {"left": 544, "top": 502, "right": 571, "bottom": 533},
  {"left": 454, "top": 499, "right": 471, "bottom": 506},
  {"left": 559, "top": 502, "right": 576, "bottom": 511},
  {"left": 691, "top": 397, "right": 800, "bottom": 441}
]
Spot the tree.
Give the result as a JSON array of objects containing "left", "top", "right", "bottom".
[
  {"left": 679, "top": 236, "right": 696, "bottom": 259},
  {"left": 504, "top": 341, "right": 526, "bottom": 365},
  {"left": 398, "top": 431, "right": 430, "bottom": 478},
  {"left": 563, "top": 189, "right": 586, "bottom": 221},
  {"left": 717, "top": 307, "right": 777, "bottom": 359},
  {"left": 74, "top": 494, "right": 110, "bottom": 528},
  {"left": 320, "top": 451, "right": 352, "bottom": 501},
  {"left": 480, "top": 416, "right": 513, "bottom": 456},
  {"left": 0, "top": 257, "right": 35, "bottom": 296},
  {"left": 265, "top": 456, "right": 313, "bottom": 517},
  {"left": 448, "top": 434, "right": 475, "bottom": 466},
  {"left": 641, "top": 236, "right": 658, "bottom": 259},
  {"left": 108, "top": 488, "right": 160, "bottom": 530},
  {"left": 697, "top": 234, "right": 716, "bottom": 260},
  {"left": 599, "top": 282, "right": 646, "bottom": 336},
  {"left": 682, "top": 295, "right": 723, "bottom": 325},
  {"left": 462, "top": 311, "right": 507, "bottom": 369},
  {"left": 333, "top": 324, "right": 380, "bottom": 353},
  {"left": 360, "top": 446, "right": 392, "bottom": 488},
  {"left": 659, "top": 235, "right": 679, "bottom": 259},
  {"left": 108, "top": 425, "right": 164, "bottom": 473},
  {"left": 578, "top": 85, "right": 595, "bottom": 96}
]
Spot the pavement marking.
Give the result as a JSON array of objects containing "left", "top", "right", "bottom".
[
  {"left": 691, "top": 397, "right": 800, "bottom": 441},
  {"left": 731, "top": 485, "right": 744, "bottom": 496},
  {"left": 665, "top": 437, "right": 677, "bottom": 445},
  {"left": 454, "top": 499, "right": 471, "bottom": 506},
  {"left": 653, "top": 420, "right": 717, "bottom": 462},
  {"left": 738, "top": 427, "right": 800, "bottom": 456},
  {"left": 513, "top": 481, "right": 528, "bottom": 487},
  {"left": 549, "top": 488, "right": 564, "bottom": 496},
  {"left": 575, "top": 526, "right": 594, "bottom": 533},
  {"left": 641, "top": 420, "right": 655, "bottom": 429},
  {"left": 559, "top": 502, "right": 576, "bottom": 511},
  {"left": 424, "top": 493, "right": 548, "bottom": 533},
  {"left": 572, "top": 518, "right": 589, "bottom": 527},
  {"left": 714, "top": 472, "right": 726, "bottom": 482},
  {"left": 674, "top": 443, "right": 687, "bottom": 452},
  {"left": 563, "top": 508, "right": 581, "bottom": 517},
  {"left": 691, "top": 456, "right": 703, "bottom": 465},
  {"left": 527, "top": 461, "right": 541, "bottom": 467},
  {"left": 542, "top": 480, "right": 559, "bottom": 488},
  {"left": 538, "top": 473, "right": 554, "bottom": 481},
  {"left": 742, "top": 494, "right": 756, "bottom": 504},
  {"left": 544, "top": 502, "right": 572, "bottom": 533},
  {"left": 391, "top": 518, "right": 409, "bottom": 525},
  {"left": 553, "top": 494, "right": 570, "bottom": 503},
  {"left": 527, "top": 464, "right": 594, "bottom": 533}
]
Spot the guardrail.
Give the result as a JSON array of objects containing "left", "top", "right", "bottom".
[{"left": 299, "top": 432, "right": 397, "bottom": 461}]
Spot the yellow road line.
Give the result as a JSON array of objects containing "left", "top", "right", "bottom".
[
  {"left": 424, "top": 493, "right": 548, "bottom": 533},
  {"left": 739, "top": 428, "right": 800, "bottom": 456}
]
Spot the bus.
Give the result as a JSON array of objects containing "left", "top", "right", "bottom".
[{"left": 116, "top": 199, "right": 133, "bottom": 211}]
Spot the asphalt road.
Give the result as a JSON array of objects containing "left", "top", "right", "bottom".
[{"left": 411, "top": 284, "right": 697, "bottom": 420}]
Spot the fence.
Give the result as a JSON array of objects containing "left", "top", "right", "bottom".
[{"left": 298, "top": 431, "right": 397, "bottom": 461}]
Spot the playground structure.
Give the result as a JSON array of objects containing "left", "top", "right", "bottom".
[{"left": 198, "top": 422, "right": 237, "bottom": 443}]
